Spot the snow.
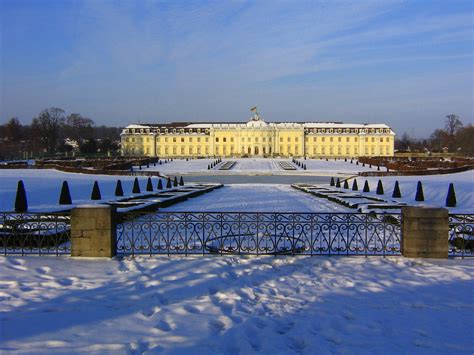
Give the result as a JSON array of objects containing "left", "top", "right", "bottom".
[
  {"left": 1, "top": 255, "right": 472, "bottom": 354},
  {"left": 352, "top": 170, "right": 474, "bottom": 213},
  {"left": 0, "top": 169, "right": 167, "bottom": 212},
  {"left": 142, "top": 158, "right": 377, "bottom": 175},
  {"left": 163, "top": 184, "right": 349, "bottom": 212}
]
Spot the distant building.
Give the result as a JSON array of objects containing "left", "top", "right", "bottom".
[{"left": 121, "top": 113, "right": 395, "bottom": 158}]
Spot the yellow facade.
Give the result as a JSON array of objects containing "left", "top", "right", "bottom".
[{"left": 121, "top": 114, "right": 395, "bottom": 158}]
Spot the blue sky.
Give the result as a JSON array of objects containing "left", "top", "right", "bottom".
[{"left": 1, "top": 0, "right": 472, "bottom": 137}]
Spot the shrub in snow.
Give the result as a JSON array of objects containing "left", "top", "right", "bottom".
[
  {"left": 147, "top": 163, "right": 149, "bottom": 168},
  {"left": 363, "top": 163, "right": 365, "bottom": 167},
  {"left": 59, "top": 181, "right": 72, "bottom": 205},
  {"left": 343, "top": 180, "right": 349, "bottom": 189},
  {"left": 363, "top": 180, "right": 370, "bottom": 192},
  {"left": 115, "top": 180, "right": 124, "bottom": 196},
  {"left": 387, "top": 167, "right": 390, "bottom": 172},
  {"left": 445, "top": 183, "right": 457, "bottom": 207},
  {"left": 392, "top": 181, "right": 401, "bottom": 198},
  {"left": 415, "top": 181, "right": 424, "bottom": 201},
  {"left": 179, "top": 176, "right": 184, "bottom": 186},
  {"left": 208, "top": 165, "right": 210, "bottom": 170},
  {"left": 91, "top": 181, "right": 101, "bottom": 200},
  {"left": 356, "top": 161, "right": 359, "bottom": 165},
  {"left": 330, "top": 177, "right": 335, "bottom": 186},
  {"left": 352, "top": 179, "right": 358, "bottom": 191},
  {"left": 139, "top": 165, "right": 142, "bottom": 170},
  {"left": 15, "top": 180, "right": 28, "bottom": 212},
  {"left": 157, "top": 179, "right": 163, "bottom": 190},
  {"left": 173, "top": 176, "right": 178, "bottom": 187},
  {"left": 344, "top": 158, "right": 347, "bottom": 162},
  {"left": 159, "top": 160, "right": 162, "bottom": 165},
  {"left": 376, "top": 180, "right": 384, "bottom": 195},
  {"left": 166, "top": 177, "right": 172, "bottom": 188},
  {"left": 377, "top": 166, "right": 380, "bottom": 171},
  {"left": 146, "top": 177, "right": 153, "bottom": 192},
  {"left": 132, "top": 178, "right": 141, "bottom": 194},
  {"left": 335, "top": 178, "right": 341, "bottom": 188},
  {"left": 350, "top": 159, "right": 353, "bottom": 164}
]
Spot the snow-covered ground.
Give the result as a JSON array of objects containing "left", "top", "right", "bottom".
[
  {"left": 163, "top": 184, "right": 349, "bottom": 212},
  {"left": 351, "top": 170, "right": 474, "bottom": 213},
  {"left": 141, "top": 158, "right": 376, "bottom": 175},
  {"left": 1, "top": 255, "right": 472, "bottom": 354},
  {"left": 0, "top": 169, "right": 168, "bottom": 212}
]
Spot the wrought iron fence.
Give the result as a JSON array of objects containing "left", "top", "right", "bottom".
[
  {"left": 449, "top": 214, "right": 473, "bottom": 258},
  {"left": 0, "top": 212, "right": 71, "bottom": 255},
  {"left": 116, "top": 212, "right": 402, "bottom": 256}
]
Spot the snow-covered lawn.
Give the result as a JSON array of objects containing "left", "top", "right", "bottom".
[
  {"left": 1, "top": 256, "right": 472, "bottom": 354},
  {"left": 352, "top": 171, "right": 474, "bottom": 213},
  {"left": 142, "top": 158, "right": 376, "bottom": 175},
  {"left": 163, "top": 184, "right": 349, "bottom": 212},
  {"left": 0, "top": 169, "right": 166, "bottom": 212}
]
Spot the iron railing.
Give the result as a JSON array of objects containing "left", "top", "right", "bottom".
[
  {"left": 0, "top": 212, "right": 70, "bottom": 255},
  {"left": 116, "top": 212, "right": 402, "bottom": 256},
  {"left": 449, "top": 214, "right": 473, "bottom": 258}
]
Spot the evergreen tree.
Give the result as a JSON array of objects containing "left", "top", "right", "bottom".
[
  {"left": 157, "top": 179, "right": 163, "bottom": 190},
  {"left": 179, "top": 176, "right": 184, "bottom": 186},
  {"left": 132, "top": 177, "right": 141, "bottom": 194},
  {"left": 91, "top": 181, "right": 101, "bottom": 200},
  {"left": 376, "top": 180, "right": 384, "bottom": 195},
  {"left": 343, "top": 180, "right": 349, "bottom": 189},
  {"left": 15, "top": 180, "right": 28, "bottom": 212},
  {"left": 330, "top": 177, "right": 335, "bottom": 186},
  {"left": 392, "top": 181, "right": 401, "bottom": 198},
  {"left": 146, "top": 177, "right": 153, "bottom": 191},
  {"left": 363, "top": 180, "right": 370, "bottom": 192},
  {"left": 173, "top": 176, "right": 178, "bottom": 187},
  {"left": 445, "top": 183, "right": 457, "bottom": 207},
  {"left": 59, "top": 181, "right": 72, "bottom": 205},
  {"left": 352, "top": 179, "right": 358, "bottom": 191},
  {"left": 335, "top": 178, "right": 341, "bottom": 188},
  {"left": 415, "top": 181, "right": 424, "bottom": 201},
  {"left": 115, "top": 180, "right": 124, "bottom": 196},
  {"left": 166, "top": 177, "right": 172, "bottom": 188}
]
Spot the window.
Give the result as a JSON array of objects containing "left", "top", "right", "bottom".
[
  {"left": 231, "top": 137, "right": 234, "bottom": 143},
  {"left": 313, "top": 137, "right": 316, "bottom": 142},
  {"left": 263, "top": 137, "right": 266, "bottom": 142},
  {"left": 372, "top": 137, "right": 375, "bottom": 143},
  {"left": 223, "top": 137, "right": 227, "bottom": 142},
  {"left": 173, "top": 137, "right": 176, "bottom": 143},
  {"left": 242, "top": 137, "right": 245, "bottom": 142},
  {"left": 181, "top": 137, "right": 184, "bottom": 143},
  {"left": 197, "top": 137, "right": 200, "bottom": 142},
  {"left": 255, "top": 137, "right": 259, "bottom": 143},
  {"left": 365, "top": 137, "right": 368, "bottom": 142},
  {"left": 330, "top": 137, "right": 333, "bottom": 142},
  {"left": 355, "top": 137, "right": 358, "bottom": 142},
  {"left": 346, "top": 137, "right": 350, "bottom": 142},
  {"left": 280, "top": 137, "right": 283, "bottom": 142},
  {"left": 287, "top": 137, "right": 290, "bottom": 142},
  {"left": 216, "top": 137, "right": 219, "bottom": 142},
  {"left": 338, "top": 137, "right": 341, "bottom": 142},
  {"left": 165, "top": 137, "right": 168, "bottom": 142},
  {"left": 295, "top": 137, "right": 299, "bottom": 142},
  {"left": 189, "top": 137, "right": 193, "bottom": 142},
  {"left": 322, "top": 137, "right": 325, "bottom": 142},
  {"left": 248, "top": 137, "right": 251, "bottom": 142}
]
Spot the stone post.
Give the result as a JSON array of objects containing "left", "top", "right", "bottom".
[
  {"left": 71, "top": 205, "right": 117, "bottom": 257},
  {"left": 401, "top": 206, "right": 448, "bottom": 259}
]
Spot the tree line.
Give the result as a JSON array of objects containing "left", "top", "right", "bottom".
[
  {"left": 395, "top": 114, "right": 473, "bottom": 155},
  {"left": 0, "top": 107, "right": 122, "bottom": 160}
]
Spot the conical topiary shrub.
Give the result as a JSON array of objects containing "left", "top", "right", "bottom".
[
  {"left": 330, "top": 177, "right": 335, "bottom": 186},
  {"left": 363, "top": 163, "right": 365, "bottom": 167},
  {"left": 445, "top": 183, "right": 457, "bottom": 207},
  {"left": 132, "top": 177, "right": 141, "bottom": 194},
  {"left": 392, "top": 181, "right": 401, "bottom": 198},
  {"left": 356, "top": 161, "right": 359, "bottom": 165},
  {"left": 59, "top": 181, "right": 72, "bottom": 205},
  {"left": 173, "top": 176, "right": 178, "bottom": 187},
  {"left": 376, "top": 180, "right": 384, "bottom": 195},
  {"left": 335, "top": 178, "right": 341, "bottom": 188},
  {"left": 352, "top": 179, "right": 358, "bottom": 191},
  {"left": 343, "top": 180, "right": 349, "bottom": 189},
  {"left": 146, "top": 177, "right": 153, "bottom": 192},
  {"left": 115, "top": 180, "right": 124, "bottom": 196},
  {"left": 179, "top": 176, "right": 184, "bottom": 186},
  {"left": 166, "top": 177, "right": 172, "bottom": 188},
  {"left": 15, "top": 180, "right": 28, "bottom": 212},
  {"left": 157, "top": 179, "right": 163, "bottom": 190},
  {"left": 363, "top": 180, "right": 370, "bottom": 192},
  {"left": 415, "top": 181, "right": 424, "bottom": 201},
  {"left": 377, "top": 166, "right": 380, "bottom": 171},
  {"left": 91, "top": 181, "right": 101, "bottom": 200}
]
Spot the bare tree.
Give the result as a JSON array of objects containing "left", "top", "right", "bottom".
[
  {"left": 444, "top": 114, "right": 463, "bottom": 151},
  {"left": 31, "top": 107, "right": 65, "bottom": 155},
  {"left": 64, "top": 113, "right": 94, "bottom": 142}
]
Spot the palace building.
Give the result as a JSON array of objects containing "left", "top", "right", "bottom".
[{"left": 120, "top": 111, "right": 395, "bottom": 158}]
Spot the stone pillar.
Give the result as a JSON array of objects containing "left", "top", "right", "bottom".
[
  {"left": 71, "top": 205, "right": 117, "bottom": 257},
  {"left": 401, "top": 206, "right": 448, "bottom": 259}
]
